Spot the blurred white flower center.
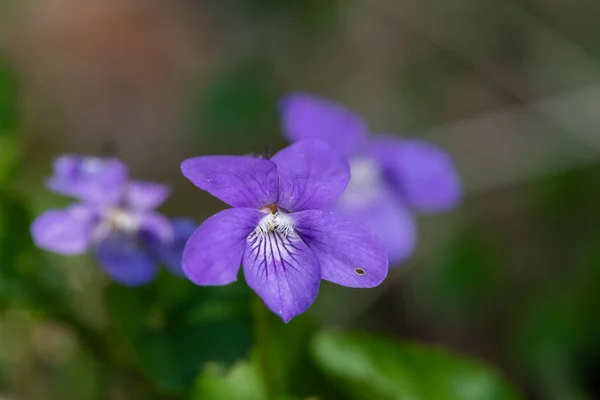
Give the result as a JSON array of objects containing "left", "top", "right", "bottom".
[{"left": 339, "top": 157, "right": 384, "bottom": 207}]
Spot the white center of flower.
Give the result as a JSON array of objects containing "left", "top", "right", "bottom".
[
  {"left": 80, "top": 157, "right": 106, "bottom": 174},
  {"left": 92, "top": 208, "right": 141, "bottom": 242},
  {"left": 338, "top": 157, "right": 384, "bottom": 207},
  {"left": 255, "top": 208, "right": 295, "bottom": 238}
]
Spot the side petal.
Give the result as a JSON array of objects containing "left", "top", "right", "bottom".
[
  {"left": 94, "top": 233, "right": 158, "bottom": 286},
  {"left": 370, "top": 137, "right": 462, "bottom": 212},
  {"left": 31, "top": 204, "right": 96, "bottom": 255},
  {"left": 293, "top": 210, "right": 388, "bottom": 288},
  {"left": 279, "top": 93, "right": 368, "bottom": 156},
  {"left": 46, "top": 155, "right": 128, "bottom": 205},
  {"left": 334, "top": 188, "right": 417, "bottom": 265},
  {"left": 182, "top": 208, "right": 263, "bottom": 286},
  {"left": 126, "top": 180, "right": 170, "bottom": 211},
  {"left": 181, "top": 156, "right": 278, "bottom": 208},
  {"left": 156, "top": 218, "right": 197, "bottom": 276},
  {"left": 138, "top": 212, "right": 174, "bottom": 244},
  {"left": 243, "top": 228, "right": 320, "bottom": 323},
  {"left": 271, "top": 140, "right": 350, "bottom": 212}
]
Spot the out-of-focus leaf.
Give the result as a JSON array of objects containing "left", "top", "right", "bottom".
[
  {"left": 312, "top": 330, "right": 522, "bottom": 400},
  {"left": 266, "top": 312, "right": 328, "bottom": 398},
  {"left": 191, "top": 358, "right": 308, "bottom": 400},
  {"left": 106, "top": 273, "right": 253, "bottom": 392},
  {"left": 192, "top": 361, "right": 265, "bottom": 400}
]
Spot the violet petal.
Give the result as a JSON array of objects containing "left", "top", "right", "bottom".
[
  {"left": 183, "top": 208, "right": 263, "bottom": 286},
  {"left": 181, "top": 156, "right": 278, "bottom": 208},
  {"left": 31, "top": 204, "right": 96, "bottom": 255},
  {"left": 370, "top": 136, "right": 462, "bottom": 212},
  {"left": 243, "top": 225, "right": 320, "bottom": 323},
  {"left": 271, "top": 140, "right": 350, "bottom": 212},
  {"left": 126, "top": 180, "right": 170, "bottom": 211},
  {"left": 46, "top": 155, "right": 128, "bottom": 205},
  {"left": 95, "top": 233, "right": 158, "bottom": 286},
  {"left": 334, "top": 187, "right": 417, "bottom": 265},
  {"left": 279, "top": 93, "right": 368, "bottom": 156},
  {"left": 156, "top": 218, "right": 197, "bottom": 276},
  {"left": 293, "top": 209, "right": 388, "bottom": 288}
]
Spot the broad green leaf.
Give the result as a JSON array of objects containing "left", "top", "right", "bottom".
[
  {"left": 191, "top": 358, "right": 308, "bottom": 400},
  {"left": 193, "top": 361, "right": 266, "bottom": 400},
  {"left": 312, "top": 330, "right": 522, "bottom": 400},
  {"left": 106, "top": 273, "right": 253, "bottom": 392}
]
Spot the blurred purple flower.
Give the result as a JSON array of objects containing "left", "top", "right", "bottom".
[
  {"left": 31, "top": 155, "right": 195, "bottom": 286},
  {"left": 279, "top": 93, "right": 462, "bottom": 265},
  {"left": 181, "top": 140, "right": 388, "bottom": 322}
]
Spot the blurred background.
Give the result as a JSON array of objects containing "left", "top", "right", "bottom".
[{"left": 1, "top": 0, "right": 600, "bottom": 399}]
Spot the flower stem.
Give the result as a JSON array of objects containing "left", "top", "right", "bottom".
[{"left": 253, "top": 295, "right": 277, "bottom": 399}]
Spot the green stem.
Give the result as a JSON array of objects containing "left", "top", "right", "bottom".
[{"left": 253, "top": 295, "right": 277, "bottom": 399}]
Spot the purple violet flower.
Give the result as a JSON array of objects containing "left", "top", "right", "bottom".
[
  {"left": 31, "top": 155, "right": 194, "bottom": 286},
  {"left": 180, "top": 139, "right": 389, "bottom": 322},
  {"left": 279, "top": 93, "right": 462, "bottom": 265}
]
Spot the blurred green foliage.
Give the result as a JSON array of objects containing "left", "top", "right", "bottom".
[
  {"left": 312, "top": 331, "right": 521, "bottom": 400},
  {"left": 106, "top": 277, "right": 253, "bottom": 392},
  {"left": 2, "top": 0, "right": 600, "bottom": 398}
]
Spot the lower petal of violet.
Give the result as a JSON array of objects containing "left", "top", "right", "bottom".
[
  {"left": 293, "top": 209, "right": 388, "bottom": 288},
  {"left": 182, "top": 208, "right": 263, "bottom": 286},
  {"left": 95, "top": 233, "right": 158, "bottom": 287},
  {"left": 334, "top": 188, "right": 417, "bottom": 266},
  {"left": 242, "top": 228, "right": 320, "bottom": 323},
  {"left": 31, "top": 204, "right": 96, "bottom": 255}
]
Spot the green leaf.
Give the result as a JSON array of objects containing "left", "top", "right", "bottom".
[
  {"left": 312, "top": 330, "right": 522, "bottom": 400},
  {"left": 192, "top": 361, "right": 266, "bottom": 400},
  {"left": 106, "top": 273, "right": 254, "bottom": 392}
]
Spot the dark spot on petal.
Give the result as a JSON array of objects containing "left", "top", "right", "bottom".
[{"left": 354, "top": 268, "right": 365, "bottom": 276}]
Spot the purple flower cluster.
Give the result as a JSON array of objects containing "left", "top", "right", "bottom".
[
  {"left": 31, "top": 92, "right": 461, "bottom": 322},
  {"left": 32, "top": 155, "right": 195, "bottom": 286},
  {"left": 279, "top": 93, "right": 462, "bottom": 264}
]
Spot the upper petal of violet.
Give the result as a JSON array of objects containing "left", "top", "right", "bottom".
[
  {"left": 243, "top": 224, "right": 320, "bottom": 323},
  {"left": 271, "top": 140, "right": 350, "bottom": 212},
  {"left": 183, "top": 207, "right": 263, "bottom": 286},
  {"left": 31, "top": 203, "right": 96, "bottom": 255},
  {"left": 370, "top": 136, "right": 462, "bottom": 212},
  {"left": 293, "top": 209, "right": 388, "bottom": 288},
  {"left": 279, "top": 93, "right": 368, "bottom": 156},
  {"left": 181, "top": 156, "right": 278, "bottom": 208},
  {"left": 46, "top": 155, "right": 128, "bottom": 205},
  {"left": 126, "top": 180, "right": 170, "bottom": 211}
]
